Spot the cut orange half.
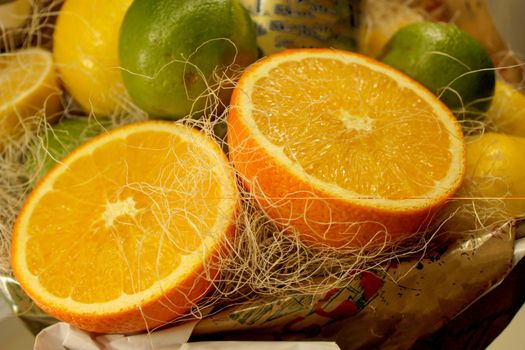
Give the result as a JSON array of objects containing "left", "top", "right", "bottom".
[
  {"left": 228, "top": 48, "right": 465, "bottom": 248},
  {"left": 11, "top": 121, "right": 238, "bottom": 333}
]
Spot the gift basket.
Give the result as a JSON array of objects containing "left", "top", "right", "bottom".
[{"left": 1, "top": 0, "right": 524, "bottom": 349}]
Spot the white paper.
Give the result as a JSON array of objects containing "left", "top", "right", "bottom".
[
  {"left": 35, "top": 321, "right": 197, "bottom": 350},
  {"left": 34, "top": 322, "right": 340, "bottom": 350},
  {"left": 513, "top": 237, "right": 525, "bottom": 267},
  {"left": 33, "top": 235, "right": 524, "bottom": 350},
  {"left": 178, "top": 342, "right": 341, "bottom": 350}
]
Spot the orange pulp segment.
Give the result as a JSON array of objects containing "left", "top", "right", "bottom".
[
  {"left": 228, "top": 48, "right": 465, "bottom": 248},
  {"left": 12, "top": 121, "right": 238, "bottom": 333}
]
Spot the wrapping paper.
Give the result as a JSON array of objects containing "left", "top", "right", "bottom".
[
  {"left": 193, "top": 223, "right": 516, "bottom": 349},
  {"left": 35, "top": 321, "right": 340, "bottom": 350},
  {"left": 31, "top": 222, "right": 518, "bottom": 350},
  {"left": 239, "top": 0, "right": 359, "bottom": 55}
]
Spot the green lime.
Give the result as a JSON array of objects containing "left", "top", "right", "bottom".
[
  {"left": 119, "top": 0, "right": 258, "bottom": 119},
  {"left": 27, "top": 118, "right": 108, "bottom": 184},
  {"left": 381, "top": 21, "right": 495, "bottom": 118}
]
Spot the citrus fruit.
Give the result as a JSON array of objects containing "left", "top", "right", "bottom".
[
  {"left": 485, "top": 81, "right": 525, "bottom": 137},
  {"left": 26, "top": 117, "right": 109, "bottom": 184},
  {"left": 357, "top": 0, "right": 423, "bottom": 58},
  {"left": 119, "top": 0, "right": 258, "bottom": 119},
  {"left": 53, "top": 0, "right": 132, "bottom": 116},
  {"left": 0, "top": 48, "right": 61, "bottom": 149},
  {"left": 0, "top": 0, "right": 31, "bottom": 32},
  {"left": 462, "top": 132, "right": 525, "bottom": 219},
  {"left": 12, "top": 121, "right": 239, "bottom": 333},
  {"left": 0, "top": 0, "right": 31, "bottom": 51},
  {"left": 227, "top": 48, "right": 466, "bottom": 248},
  {"left": 381, "top": 21, "right": 495, "bottom": 117}
]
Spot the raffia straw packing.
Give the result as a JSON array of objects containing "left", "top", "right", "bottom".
[{"left": 0, "top": 0, "right": 523, "bottom": 329}]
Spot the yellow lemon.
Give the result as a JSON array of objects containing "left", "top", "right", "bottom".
[
  {"left": 357, "top": 0, "right": 423, "bottom": 58},
  {"left": 461, "top": 132, "right": 525, "bottom": 220},
  {"left": 485, "top": 80, "right": 525, "bottom": 137},
  {"left": 0, "top": 0, "right": 31, "bottom": 51},
  {"left": 0, "top": 48, "right": 61, "bottom": 149},
  {"left": 53, "top": 0, "right": 132, "bottom": 116}
]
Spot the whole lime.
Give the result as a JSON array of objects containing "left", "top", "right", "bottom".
[
  {"left": 27, "top": 118, "right": 109, "bottom": 184},
  {"left": 119, "top": 0, "right": 258, "bottom": 119},
  {"left": 381, "top": 21, "right": 495, "bottom": 117}
]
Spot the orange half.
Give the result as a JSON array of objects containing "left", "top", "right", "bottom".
[
  {"left": 12, "top": 121, "right": 238, "bottom": 333},
  {"left": 228, "top": 48, "right": 465, "bottom": 248}
]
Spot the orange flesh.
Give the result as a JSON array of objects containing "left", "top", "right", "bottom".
[
  {"left": 25, "top": 131, "right": 222, "bottom": 303},
  {"left": 251, "top": 58, "right": 453, "bottom": 199}
]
